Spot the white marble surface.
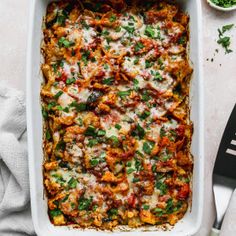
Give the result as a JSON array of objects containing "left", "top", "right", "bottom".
[{"left": 1, "top": 0, "right": 236, "bottom": 235}]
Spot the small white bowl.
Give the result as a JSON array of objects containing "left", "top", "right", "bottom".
[{"left": 206, "top": 0, "right": 236, "bottom": 11}]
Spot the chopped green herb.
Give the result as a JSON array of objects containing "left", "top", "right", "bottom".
[
  {"left": 136, "top": 150, "right": 144, "bottom": 158},
  {"left": 222, "top": 24, "right": 234, "bottom": 33},
  {"left": 106, "top": 37, "right": 112, "bottom": 44},
  {"left": 143, "top": 141, "right": 155, "bottom": 155},
  {"left": 153, "top": 207, "right": 164, "bottom": 216},
  {"left": 160, "top": 127, "right": 166, "bottom": 138},
  {"left": 54, "top": 91, "right": 63, "bottom": 99},
  {"left": 132, "top": 177, "right": 140, "bottom": 183},
  {"left": 122, "top": 26, "right": 135, "bottom": 34},
  {"left": 88, "top": 139, "right": 98, "bottom": 147},
  {"left": 78, "top": 197, "right": 93, "bottom": 211},
  {"left": 115, "top": 26, "right": 121, "bottom": 32},
  {"left": 151, "top": 70, "right": 163, "bottom": 81},
  {"left": 109, "top": 135, "right": 120, "bottom": 147},
  {"left": 103, "top": 64, "right": 109, "bottom": 70},
  {"left": 133, "top": 57, "right": 139, "bottom": 64},
  {"left": 105, "top": 45, "right": 111, "bottom": 50},
  {"left": 42, "top": 107, "right": 48, "bottom": 119},
  {"left": 145, "top": 25, "right": 155, "bottom": 38},
  {"left": 109, "top": 15, "right": 117, "bottom": 22},
  {"left": 90, "top": 159, "right": 99, "bottom": 167},
  {"left": 68, "top": 177, "right": 77, "bottom": 188},
  {"left": 166, "top": 198, "right": 174, "bottom": 213},
  {"left": 46, "top": 130, "right": 51, "bottom": 140},
  {"left": 87, "top": 91, "right": 103, "bottom": 103},
  {"left": 66, "top": 77, "right": 76, "bottom": 85},
  {"left": 135, "top": 159, "right": 142, "bottom": 171},
  {"left": 131, "top": 123, "right": 145, "bottom": 139},
  {"left": 47, "top": 101, "right": 56, "bottom": 110},
  {"left": 55, "top": 140, "right": 66, "bottom": 151},
  {"left": 102, "top": 77, "right": 114, "bottom": 85},
  {"left": 69, "top": 101, "right": 87, "bottom": 111},
  {"left": 127, "top": 168, "right": 135, "bottom": 174},
  {"left": 117, "top": 90, "right": 131, "bottom": 97},
  {"left": 217, "top": 24, "right": 234, "bottom": 53},
  {"left": 93, "top": 205, "right": 98, "bottom": 211},
  {"left": 178, "top": 35, "right": 186, "bottom": 45},
  {"left": 62, "top": 195, "right": 69, "bottom": 202},
  {"left": 210, "top": 0, "right": 236, "bottom": 8},
  {"left": 49, "top": 209, "right": 62, "bottom": 218},
  {"left": 115, "top": 124, "right": 122, "bottom": 130},
  {"left": 58, "top": 37, "right": 75, "bottom": 48},
  {"left": 97, "top": 130, "right": 106, "bottom": 136},
  {"left": 52, "top": 174, "right": 66, "bottom": 184},
  {"left": 81, "top": 50, "right": 90, "bottom": 65},
  {"left": 102, "top": 30, "right": 109, "bottom": 36},
  {"left": 217, "top": 36, "right": 233, "bottom": 54},
  {"left": 126, "top": 161, "right": 132, "bottom": 167},
  {"left": 155, "top": 181, "right": 167, "bottom": 195},
  {"left": 81, "top": 20, "right": 90, "bottom": 29},
  {"left": 71, "top": 202, "right": 76, "bottom": 209},
  {"left": 139, "top": 110, "right": 150, "bottom": 119},
  {"left": 152, "top": 164, "right": 156, "bottom": 173},
  {"left": 108, "top": 208, "right": 118, "bottom": 216},
  {"left": 134, "top": 42, "right": 144, "bottom": 52},
  {"left": 141, "top": 90, "right": 151, "bottom": 101},
  {"left": 63, "top": 107, "right": 69, "bottom": 113},
  {"left": 145, "top": 60, "right": 154, "bottom": 68},
  {"left": 158, "top": 58, "right": 164, "bottom": 67},
  {"left": 143, "top": 204, "right": 150, "bottom": 210},
  {"left": 56, "top": 10, "right": 68, "bottom": 26},
  {"left": 133, "top": 78, "right": 139, "bottom": 91},
  {"left": 85, "top": 125, "right": 96, "bottom": 137}
]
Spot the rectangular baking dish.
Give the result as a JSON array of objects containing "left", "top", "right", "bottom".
[{"left": 26, "top": 0, "right": 204, "bottom": 235}]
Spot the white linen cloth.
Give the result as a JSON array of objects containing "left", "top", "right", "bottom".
[{"left": 0, "top": 85, "right": 35, "bottom": 236}]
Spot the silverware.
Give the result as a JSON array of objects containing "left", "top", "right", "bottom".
[{"left": 210, "top": 104, "right": 236, "bottom": 236}]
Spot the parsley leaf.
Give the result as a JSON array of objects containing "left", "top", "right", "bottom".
[
  {"left": 122, "top": 26, "right": 135, "bottom": 34},
  {"left": 134, "top": 42, "right": 144, "bottom": 52},
  {"left": 68, "top": 177, "right": 77, "bottom": 188},
  {"left": 69, "top": 101, "right": 87, "bottom": 111},
  {"left": 131, "top": 123, "right": 145, "bottom": 139},
  {"left": 90, "top": 159, "right": 99, "bottom": 167},
  {"left": 78, "top": 197, "right": 93, "bottom": 211},
  {"left": 155, "top": 181, "right": 167, "bottom": 195},
  {"left": 145, "top": 25, "right": 155, "bottom": 38},
  {"left": 58, "top": 37, "right": 74, "bottom": 48},
  {"left": 49, "top": 209, "right": 62, "bottom": 218},
  {"left": 84, "top": 125, "right": 96, "bottom": 137},
  {"left": 117, "top": 90, "right": 131, "bottom": 97},
  {"left": 81, "top": 50, "right": 90, "bottom": 65},
  {"left": 217, "top": 36, "right": 232, "bottom": 54},
  {"left": 102, "top": 77, "right": 114, "bottom": 85},
  {"left": 54, "top": 91, "right": 63, "bottom": 99},
  {"left": 143, "top": 141, "right": 155, "bottom": 154},
  {"left": 222, "top": 24, "right": 234, "bottom": 33},
  {"left": 109, "top": 15, "right": 117, "bottom": 22},
  {"left": 151, "top": 70, "right": 163, "bottom": 81},
  {"left": 66, "top": 77, "right": 76, "bottom": 85}
]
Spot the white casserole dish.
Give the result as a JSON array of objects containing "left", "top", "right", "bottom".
[{"left": 26, "top": 0, "right": 204, "bottom": 235}]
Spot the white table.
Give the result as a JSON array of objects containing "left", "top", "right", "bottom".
[{"left": 1, "top": 0, "right": 236, "bottom": 235}]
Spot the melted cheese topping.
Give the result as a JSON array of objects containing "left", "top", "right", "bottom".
[{"left": 42, "top": 0, "right": 193, "bottom": 230}]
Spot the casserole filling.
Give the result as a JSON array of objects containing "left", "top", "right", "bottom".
[{"left": 41, "top": 0, "right": 193, "bottom": 229}]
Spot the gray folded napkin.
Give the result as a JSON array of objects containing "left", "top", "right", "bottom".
[{"left": 0, "top": 85, "right": 35, "bottom": 236}]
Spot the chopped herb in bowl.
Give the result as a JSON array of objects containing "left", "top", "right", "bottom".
[{"left": 208, "top": 0, "right": 236, "bottom": 10}]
